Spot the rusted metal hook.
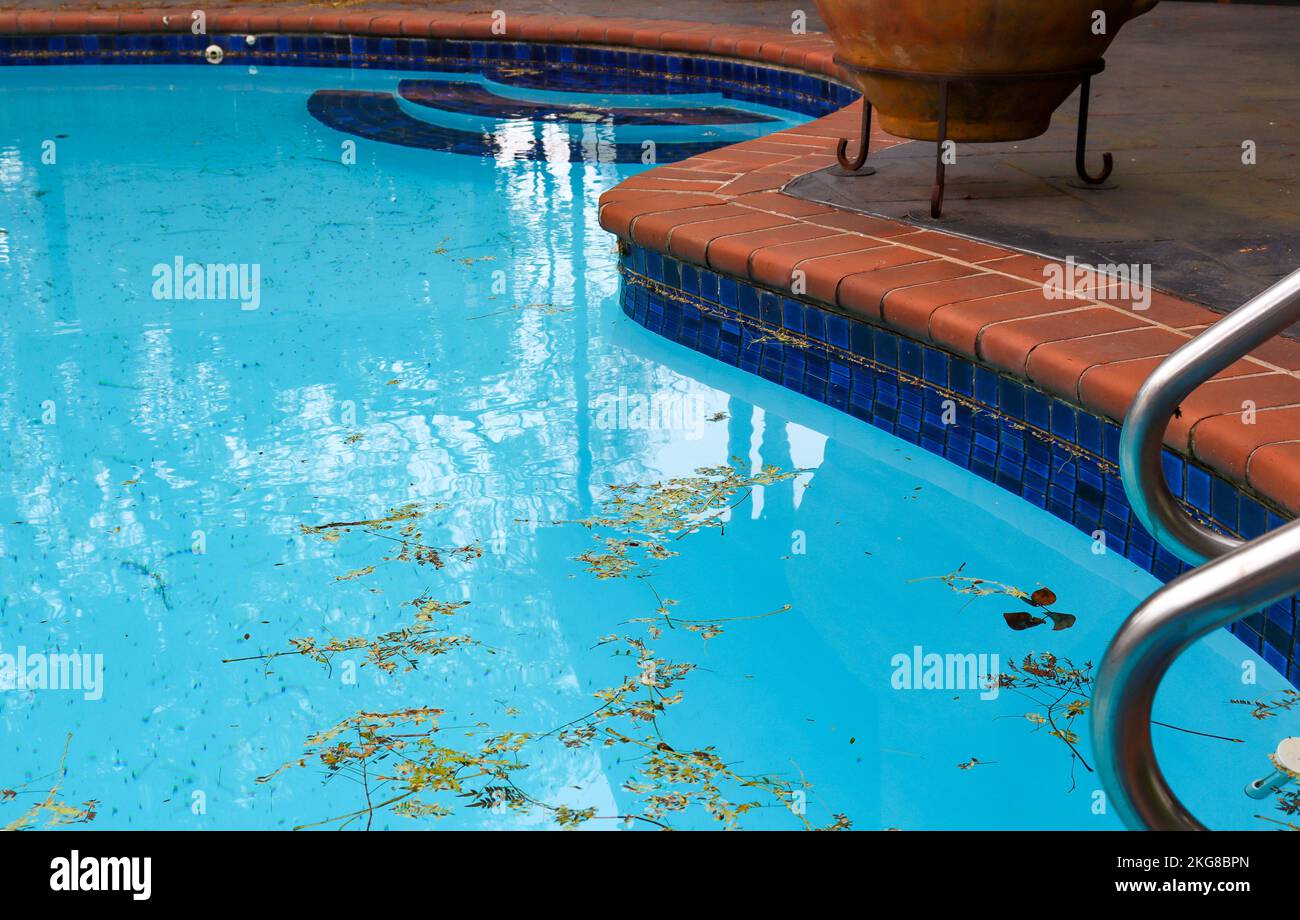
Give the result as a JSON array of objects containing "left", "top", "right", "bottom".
[{"left": 835, "top": 99, "right": 876, "bottom": 174}]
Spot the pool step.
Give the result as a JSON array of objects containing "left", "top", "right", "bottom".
[{"left": 394, "top": 78, "right": 777, "bottom": 127}]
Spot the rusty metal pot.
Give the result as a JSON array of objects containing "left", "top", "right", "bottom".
[{"left": 814, "top": 0, "right": 1158, "bottom": 142}]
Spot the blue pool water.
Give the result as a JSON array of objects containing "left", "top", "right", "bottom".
[{"left": 0, "top": 64, "right": 1295, "bottom": 831}]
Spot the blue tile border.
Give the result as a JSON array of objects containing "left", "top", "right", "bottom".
[
  {"left": 618, "top": 241, "right": 1300, "bottom": 690},
  {"left": 0, "top": 33, "right": 859, "bottom": 118}
]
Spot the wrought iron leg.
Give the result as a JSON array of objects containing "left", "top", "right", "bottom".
[
  {"left": 835, "top": 98, "right": 876, "bottom": 174},
  {"left": 1075, "top": 74, "right": 1113, "bottom": 185},
  {"left": 930, "top": 81, "right": 950, "bottom": 218}
]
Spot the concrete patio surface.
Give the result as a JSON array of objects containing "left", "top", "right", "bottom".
[{"left": 784, "top": 3, "right": 1300, "bottom": 317}]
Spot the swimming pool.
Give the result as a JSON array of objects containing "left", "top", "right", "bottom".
[{"left": 0, "top": 57, "right": 1294, "bottom": 831}]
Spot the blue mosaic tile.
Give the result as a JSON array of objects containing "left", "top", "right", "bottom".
[
  {"left": 0, "top": 34, "right": 856, "bottom": 119},
  {"left": 616, "top": 242, "right": 1300, "bottom": 690}
]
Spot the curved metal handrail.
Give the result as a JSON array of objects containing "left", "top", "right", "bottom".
[
  {"left": 1118, "top": 268, "right": 1300, "bottom": 566},
  {"left": 1093, "top": 517, "right": 1300, "bottom": 830},
  {"left": 1098, "top": 267, "right": 1300, "bottom": 829}
]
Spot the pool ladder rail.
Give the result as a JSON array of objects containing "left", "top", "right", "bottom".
[{"left": 1093, "top": 266, "right": 1300, "bottom": 831}]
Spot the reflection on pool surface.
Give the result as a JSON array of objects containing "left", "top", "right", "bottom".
[{"left": 0, "top": 63, "right": 1293, "bottom": 830}]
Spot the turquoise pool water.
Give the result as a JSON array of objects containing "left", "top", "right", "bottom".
[{"left": 0, "top": 64, "right": 1294, "bottom": 831}]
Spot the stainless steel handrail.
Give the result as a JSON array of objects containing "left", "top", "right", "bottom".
[
  {"left": 1093, "top": 517, "right": 1300, "bottom": 830},
  {"left": 1097, "top": 268, "right": 1300, "bottom": 830},
  {"left": 1118, "top": 268, "right": 1300, "bottom": 566}
]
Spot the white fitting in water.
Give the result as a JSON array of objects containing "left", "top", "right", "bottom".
[
  {"left": 204, "top": 45, "right": 224, "bottom": 65},
  {"left": 1244, "top": 736, "right": 1300, "bottom": 800}
]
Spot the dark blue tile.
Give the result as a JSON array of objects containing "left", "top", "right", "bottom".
[
  {"left": 873, "top": 328, "right": 898, "bottom": 368},
  {"left": 1186, "top": 464, "right": 1212, "bottom": 513},
  {"left": 1050, "top": 400, "right": 1077, "bottom": 442},
  {"left": 1024, "top": 389, "right": 1050, "bottom": 431},
  {"left": 1239, "top": 497, "right": 1268, "bottom": 540},
  {"left": 1161, "top": 450, "right": 1185, "bottom": 499},
  {"left": 921, "top": 346, "right": 948, "bottom": 388},
  {"left": 898, "top": 339, "right": 923, "bottom": 377},
  {"left": 782, "top": 298, "right": 805, "bottom": 335},
  {"left": 1211, "top": 475, "right": 1240, "bottom": 535}
]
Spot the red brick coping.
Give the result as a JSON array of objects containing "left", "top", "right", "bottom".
[{"left": 6, "top": 7, "right": 1299, "bottom": 516}]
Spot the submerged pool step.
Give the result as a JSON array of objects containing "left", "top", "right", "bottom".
[
  {"left": 394, "top": 78, "right": 778, "bottom": 127},
  {"left": 306, "top": 88, "right": 733, "bottom": 163}
]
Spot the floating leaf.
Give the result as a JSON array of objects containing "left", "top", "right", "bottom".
[
  {"left": 406, "top": 595, "right": 471, "bottom": 621},
  {"left": 915, "top": 567, "right": 1082, "bottom": 631},
  {"left": 995, "top": 653, "right": 1186, "bottom": 792},
  {"left": 562, "top": 460, "right": 805, "bottom": 545},
  {"left": 1029, "top": 587, "right": 1057, "bottom": 607},
  {"left": 553, "top": 805, "right": 598, "bottom": 828},
  {"left": 1, "top": 735, "right": 97, "bottom": 831},
  {"left": 335, "top": 565, "right": 375, "bottom": 582},
  {"left": 915, "top": 565, "right": 1031, "bottom": 603},
  {"left": 224, "top": 606, "right": 477, "bottom": 674},
  {"left": 1003, "top": 611, "right": 1046, "bottom": 631},
  {"left": 255, "top": 479, "right": 843, "bottom": 832},
  {"left": 1045, "top": 611, "right": 1076, "bottom": 631},
  {"left": 260, "top": 624, "right": 845, "bottom": 831},
  {"left": 301, "top": 503, "right": 426, "bottom": 536},
  {"left": 1231, "top": 689, "right": 1300, "bottom": 720}
]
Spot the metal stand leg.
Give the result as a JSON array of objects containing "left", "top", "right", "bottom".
[
  {"left": 829, "top": 59, "right": 1116, "bottom": 215},
  {"left": 835, "top": 99, "right": 876, "bottom": 175},
  {"left": 1075, "top": 74, "right": 1113, "bottom": 185},
  {"left": 930, "top": 81, "right": 950, "bottom": 218}
]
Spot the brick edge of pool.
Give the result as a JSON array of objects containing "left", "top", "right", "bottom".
[{"left": 3, "top": 7, "right": 1297, "bottom": 688}]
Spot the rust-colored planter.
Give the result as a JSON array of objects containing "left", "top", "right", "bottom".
[{"left": 815, "top": 0, "right": 1158, "bottom": 142}]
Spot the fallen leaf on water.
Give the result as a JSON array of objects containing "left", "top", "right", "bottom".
[
  {"left": 1046, "top": 611, "right": 1077, "bottom": 631},
  {"left": 335, "top": 565, "right": 375, "bottom": 582},
  {"left": 1003, "top": 611, "right": 1046, "bottom": 631},
  {"left": 1029, "top": 587, "right": 1057, "bottom": 607}
]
